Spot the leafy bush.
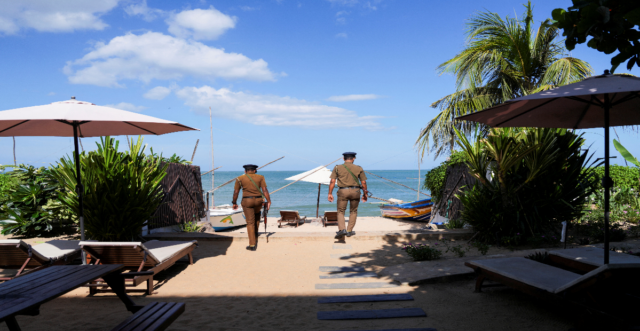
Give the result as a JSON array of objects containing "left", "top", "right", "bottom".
[
  {"left": 471, "top": 241, "right": 491, "bottom": 255},
  {"left": 456, "top": 128, "right": 598, "bottom": 243},
  {"left": 0, "top": 165, "right": 76, "bottom": 237},
  {"left": 181, "top": 221, "right": 202, "bottom": 233},
  {"left": 401, "top": 243, "right": 442, "bottom": 261},
  {"left": 423, "top": 151, "right": 467, "bottom": 202},
  {"left": 51, "top": 137, "right": 168, "bottom": 241},
  {"left": 590, "top": 165, "right": 639, "bottom": 191},
  {"left": 445, "top": 218, "right": 466, "bottom": 229},
  {"left": 575, "top": 218, "right": 627, "bottom": 243}
]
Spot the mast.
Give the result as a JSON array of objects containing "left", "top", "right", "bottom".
[
  {"left": 417, "top": 153, "right": 421, "bottom": 200},
  {"left": 210, "top": 107, "right": 215, "bottom": 208}
]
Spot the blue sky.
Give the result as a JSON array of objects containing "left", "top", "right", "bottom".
[{"left": 1, "top": 0, "right": 639, "bottom": 172}]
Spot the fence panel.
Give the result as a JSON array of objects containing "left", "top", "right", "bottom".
[{"left": 149, "top": 163, "right": 205, "bottom": 229}]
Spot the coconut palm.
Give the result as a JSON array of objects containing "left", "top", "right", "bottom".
[{"left": 417, "top": 2, "right": 593, "bottom": 158}]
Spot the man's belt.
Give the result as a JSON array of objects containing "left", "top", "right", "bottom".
[
  {"left": 339, "top": 186, "right": 360, "bottom": 190},
  {"left": 243, "top": 196, "right": 263, "bottom": 199}
]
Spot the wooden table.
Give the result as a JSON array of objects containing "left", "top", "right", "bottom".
[{"left": 0, "top": 265, "right": 143, "bottom": 331}]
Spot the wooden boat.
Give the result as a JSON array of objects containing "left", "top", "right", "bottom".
[
  {"left": 208, "top": 206, "right": 246, "bottom": 231},
  {"left": 379, "top": 198, "right": 433, "bottom": 222}
]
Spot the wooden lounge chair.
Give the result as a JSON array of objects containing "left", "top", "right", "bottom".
[
  {"left": 0, "top": 240, "right": 81, "bottom": 281},
  {"left": 80, "top": 240, "right": 197, "bottom": 295},
  {"left": 322, "top": 211, "right": 338, "bottom": 227},
  {"left": 277, "top": 210, "right": 307, "bottom": 228},
  {"left": 549, "top": 247, "right": 640, "bottom": 273}
]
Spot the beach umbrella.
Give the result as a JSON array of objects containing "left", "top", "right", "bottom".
[
  {"left": 0, "top": 97, "right": 198, "bottom": 245},
  {"left": 457, "top": 71, "right": 640, "bottom": 264},
  {"left": 285, "top": 166, "right": 332, "bottom": 218}
]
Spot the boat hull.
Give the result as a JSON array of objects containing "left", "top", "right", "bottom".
[
  {"left": 209, "top": 209, "right": 246, "bottom": 231},
  {"left": 379, "top": 199, "right": 433, "bottom": 222}
]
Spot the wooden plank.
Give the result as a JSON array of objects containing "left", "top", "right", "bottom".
[
  {"left": 317, "top": 294, "right": 414, "bottom": 304},
  {"left": 319, "top": 272, "right": 377, "bottom": 279},
  {"left": 145, "top": 303, "right": 185, "bottom": 331},
  {"left": 315, "top": 282, "right": 401, "bottom": 290},
  {"left": 317, "top": 308, "right": 426, "bottom": 320},
  {"left": 332, "top": 244, "right": 352, "bottom": 250},
  {"left": 111, "top": 302, "right": 185, "bottom": 331},
  {"left": 319, "top": 266, "right": 365, "bottom": 272},
  {"left": 330, "top": 254, "right": 352, "bottom": 259}
]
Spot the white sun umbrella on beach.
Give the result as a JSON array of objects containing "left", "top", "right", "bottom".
[
  {"left": 0, "top": 97, "right": 198, "bottom": 247},
  {"left": 285, "top": 166, "right": 332, "bottom": 218}
]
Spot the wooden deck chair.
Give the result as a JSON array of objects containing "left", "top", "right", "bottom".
[
  {"left": 277, "top": 210, "right": 307, "bottom": 228},
  {"left": 548, "top": 247, "right": 640, "bottom": 273},
  {"left": 322, "top": 211, "right": 338, "bottom": 227},
  {"left": 80, "top": 240, "right": 197, "bottom": 295},
  {"left": 0, "top": 240, "right": 81, "bottom": 281}
]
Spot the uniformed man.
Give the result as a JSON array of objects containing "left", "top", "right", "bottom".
[
  {"left": 232, "top": 164, "right": 272, "bottom": 251},
  {"left": 328, "top": 152, "right": 368, "bottom": 240}
]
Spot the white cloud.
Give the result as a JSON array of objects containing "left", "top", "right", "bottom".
[
  {"left": 0, "top": 0, "right": 120, "bottom": 34},
  {"left": 327, "top": 0, "right": 359, "bottom": 6},
  {"left": 327, "top": 94, "right": 382, "bottom": 102},
  {"left": 143, "top": 86, "right": 173, "bottom": 100},
  {"left": 64, "top": 32, "right": 275, "bottom": 87},
  {"left": 335, "top": 32, "right": 348, "bottom": 39},
  {"left": 47, "top": 92, "right": 56, "bottom": 96},
  {"left": 176, "top": 86, "right": 385, "bottom": 130},
  {"left": 166, "top": 7, "right": 236, "bottom": 40},
  {"left": 240, "top": 6, "right": 259, "bottom": 11},
  {"left": 125, "top": 0, "right": 164, "bottom": 21},
  {"left": 104, "top": 102, "right": 147, "bottom": 112}
]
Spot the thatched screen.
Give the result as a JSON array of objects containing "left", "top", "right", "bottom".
[
  {"left": 149, "top": 162, "right": 205, "bottom": 229},
  {"left": 434, "top": 163, "right": 479, "bottom": 221}
]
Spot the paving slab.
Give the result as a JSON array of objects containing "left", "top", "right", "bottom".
[
  {"left": 317, "top": 308, "right": 426, "bottom": 320},
  {"left": 319, "top": 266, "right": 365, "bottom": 272},
  {"left": 318, "top": 294, "right": 414, "bottom": 304},
  {"left": 315, "top": 282, "right": 401, "bottom": 290},
  {"left": 330, "top": 254, "right": 352, "bottom": 259},
  {"left": 379, "top": 249, "right": 546, "bottom": 285},
  {"left": 319, "top": 272, "right": 377, "bottom": 279},
  {"left": 333, "top": 244, "right": 352, "bottom": 249}
]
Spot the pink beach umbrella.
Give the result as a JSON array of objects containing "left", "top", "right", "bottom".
[
  {"left": 0, "top": 97, "right": 199, "bottom": 244},
  {"left": 457, "top": 71, "right": 640, "bottom": 264}
]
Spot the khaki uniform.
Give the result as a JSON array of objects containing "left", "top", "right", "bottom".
[
  {"left": 234, "top": 174, "right": 266, "bottom": 245},
  {"left": 330, "top": 163, "right": 367, "bottom": 232}
]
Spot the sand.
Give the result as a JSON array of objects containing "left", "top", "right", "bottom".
[
  {"left": 2, "top": 236, "right": 576, "bottom": 331},
  {"left": 229, "top": 216, "right": 434, "bottom": 233}
]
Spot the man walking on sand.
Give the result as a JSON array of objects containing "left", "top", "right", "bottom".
[
  {"left": 328, "top": 152, "right": 368, "bottom": 240},
  {"left": 232, "top": 164, "right": 272, "bottom": 251}
]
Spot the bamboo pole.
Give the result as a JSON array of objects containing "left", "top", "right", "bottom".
[
  {"left": 369, "top": 195, "right": 393, "bottom": 203},
  {"left": 365, "top": 171, "right": 431, "bottom": 197},
  {"left": 202, "top": 166, "right": 222, "bottom": 176},
  {"left": 316, "top": 183, "right": 321, "bottom": 218},
  {"left": 417, "top": 154, "right": 421, "bottom": 200},
  {"left": 210, "top": 107, "right": 215, "bottom": 206},
  {"left": 270, "top": 158, "right": 342, "bottom": 194},
  {"left": 191, "top": 139, "right": 199, "bottom": 162},
  {"left": 208, "top": 156, "right": 285, "bottom": 193},
  {"left": 12, "top": 137, "right": 16, "bottom": 166}
]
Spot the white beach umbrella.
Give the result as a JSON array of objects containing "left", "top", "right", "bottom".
[
  {"left": 0, "top": 97, "right": 198, "bottom": 245},
  {"left": 285, "top": 166, "right": 332, "bottom": 217}
]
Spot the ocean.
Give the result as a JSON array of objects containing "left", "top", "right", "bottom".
[{"left": 200, "top": 170, "right": 430, "bottom": 217}]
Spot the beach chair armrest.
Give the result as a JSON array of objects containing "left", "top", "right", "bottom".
[{"left": 122, "top": 271, "right": 154, "bottom": 278}]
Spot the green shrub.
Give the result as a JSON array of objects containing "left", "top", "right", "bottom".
[
  {"left": 445, "top": 218, "right": 466, "bottom": 229},
  {"left": 575, "top": 218, "right": 627, "bottom": 243},
  {"left": 423, "top": 151, "right": 467, "bottom": 202},
  {"left": 401, "top": 243, "right": 442, "bottom": 261},
  {"left": 471, "top": 241, "right": 491, "bottom": 255},
  {"left": 0, "top": 165, "right": 76, "bottom": 237},
  {"left": 590, "top": 165, "right": 639, "bottom": 191},
  {"left": 181, "top": 221, "right": 202, "bottom": 233},
  {"left": 51, "top": 137, "right": 168, "bottom": 241},
  {"left": 456, "top": 128, "right": 598, "bottom": 243}
]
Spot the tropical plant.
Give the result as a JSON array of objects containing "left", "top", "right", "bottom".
[
  {"left": 0, "top": 165, "right": 76, "bottom": 237},
  {"left": 455, "top": 127, "right": 599, "bottom": 243},
  {"left": 417, "top": 2, "right": 593, "bottom": 158},
  {"left": 50, "top": 136, "right": 168, "bottom": 241},
  {"left": 148, "top": 147, "right": 191, "bottom": 165},
  {"left": 423, "top": 151, "right": 468, "bottom": 202},
  {"left": 613, "top": 139, "right": 640, "bottom": 187},
  {"left": 401, "top": 243, "right": 442, "bottom": 261},
  {"left": 181, "top": 221, "right": 202, "bottom": 233},
  {"left": 553, "top": 0, "right": 640, "bottom": 72}
]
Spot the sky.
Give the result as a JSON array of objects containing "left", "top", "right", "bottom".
[{"left": 1, "top": 0, "right": 639, "bottom": 172}]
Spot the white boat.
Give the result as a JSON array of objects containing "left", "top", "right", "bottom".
[{"left": 208, "top": 205, "right": 246, "bottom": 231}]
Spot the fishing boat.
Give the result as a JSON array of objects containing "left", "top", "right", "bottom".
[
  {"left": 208, "top": 205, "right": 246, "bottom": 231},
  {"left": 379, "top": 198, "right": 433, "bottom": 222}
]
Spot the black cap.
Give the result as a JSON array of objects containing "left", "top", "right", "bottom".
[
  {"left": 243, "top": 164, "right": 258, "bottom": 170},
  {"left": 342, "top": 152, "right": 357, "bottom": 157}
]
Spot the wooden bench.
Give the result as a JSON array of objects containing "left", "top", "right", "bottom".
[{"left": 112, "top": 302, "right": 185, "bottom": 331}]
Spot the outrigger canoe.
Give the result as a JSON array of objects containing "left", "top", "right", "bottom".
[
  {"left": 208, "top": 206, "right": 246, "bottom": 231},
  {"left": 379, "top": 198, "right": 433, "bottom": 222}
]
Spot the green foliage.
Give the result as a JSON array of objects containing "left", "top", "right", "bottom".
[
  {"left": 0, "top": 165, "right": 76, "bottom": 237},
  {"left": 401, "top": 243, "right": 442, "bottom": 261},
  {"left": 575, "top": 217, "right": 627, "bottom": 243},
  {"left": 590, "top": 165, "right": 640, "bottom": 191},
  {"left": 445, "top": 218, "right": 466, "bottom": 229},
  {"left": 456, "top": 128, "right": 598, "bottom": 243},
  {"left": 50, "top": 136, "right": 168, "bottom": 241},
  {"left": 525, "top": 251, "right": 550, "bottom": 264},
  {"left": 446, "top": 243, "right": 470, "bottom": 258},
  {"left": 553, "top": 0, "right": 640, "bottom": 72},
  {"left": 418, "top": 1, "right": 593, "bottom": 158},
  {"left": 423, "top": 151, "right": 467, "bottom": 202},
  {"left": 181, "top": 221, "right": 202, "bottom": 233},
  {"left": 614, "top": 139, "right": 640, "bottom": 168},
  {"left": 471, "top": 241, "right": 491, "bottom": 255}
]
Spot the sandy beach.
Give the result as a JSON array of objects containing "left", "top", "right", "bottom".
[{"left": 2, "top": 232, "right": 576, "bottom": 331}]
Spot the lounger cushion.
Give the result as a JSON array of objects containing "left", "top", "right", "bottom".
[
  {"left": 467, "top": 257, "right": 582, "bottom": 293},
  {"left": 549, "top": 247, "right": 640, "bottom": 267},
  {"left": 32, "top": 240, "right": 81, "bottom": 260},
  {"left": 0, "top": 240, "right": 51, "bottom": 263},
  {"left": 142, "top": 240, "right": 197, "bottom": 263}
]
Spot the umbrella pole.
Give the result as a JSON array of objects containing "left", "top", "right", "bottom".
[
  {"left": 72, "top": 124, "right": 87, "bottom": 264},
  {"left": 316, "top": 183, "right": 321, "bottom": 218},
  {"left": 604, "top": 98, "right": 611, "bottom": 264}
]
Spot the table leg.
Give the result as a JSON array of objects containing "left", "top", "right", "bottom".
[
  {"left": 103, "top": 273, "right": 144, "bottom": 313},
  {"left": 5, "top": 316, "right": 22, "bottom": 331}
]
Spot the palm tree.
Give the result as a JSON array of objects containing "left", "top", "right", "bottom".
[{"left": 417, "top": 2, "right": 593, "bottom": 158}]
